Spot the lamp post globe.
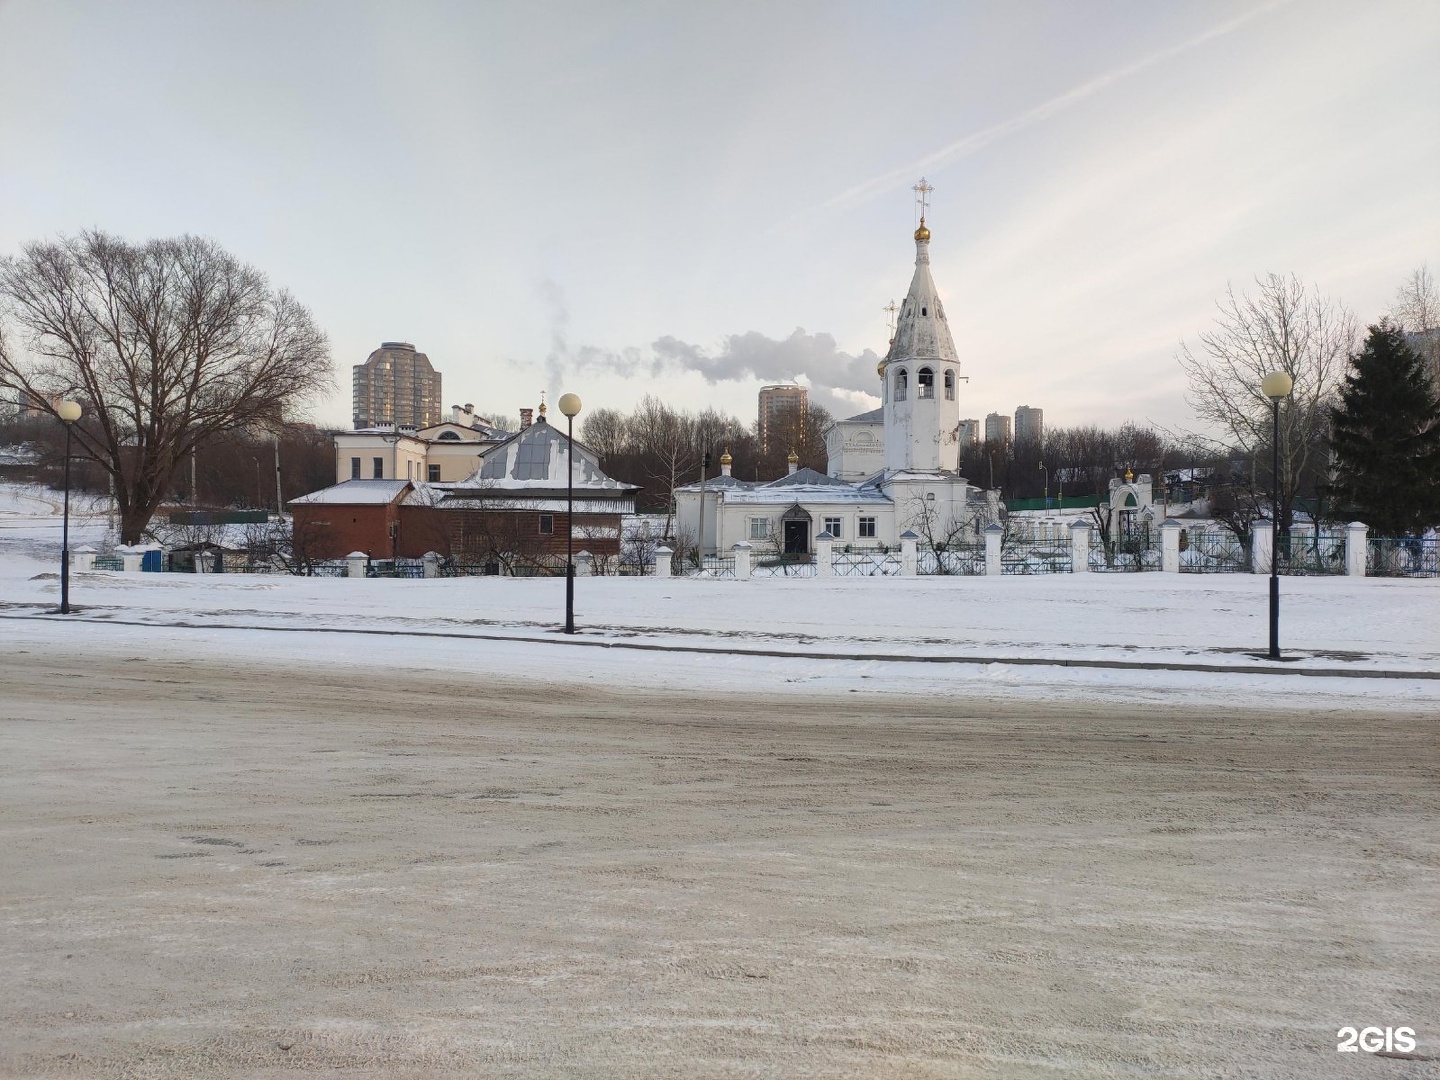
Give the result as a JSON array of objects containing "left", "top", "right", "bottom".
[
  {"left": 558, "top": 393, "right": 582, "bottom": 633},
  {"left": 1261, "top": 371, "right": 1293, "bottom": 659},
  {"left": 56, "top": 400, "right": 82, "bottom": 614}
]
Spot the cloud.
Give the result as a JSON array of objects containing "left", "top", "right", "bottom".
[{"left": 541, "top": 300, "right": 885, "bottom": 418}]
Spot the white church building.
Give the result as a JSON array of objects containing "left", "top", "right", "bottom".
[{"left": 676, "top": 204, "right": 993, "bottom": 556}]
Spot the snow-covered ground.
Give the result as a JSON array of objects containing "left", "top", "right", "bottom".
[{"left": 2, "top": 481, "right": 1437, "bottom": 710}]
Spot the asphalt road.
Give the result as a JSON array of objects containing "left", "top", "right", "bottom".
[{"left": 1, "top": 642, "right": 1436, "bottom": 1078}]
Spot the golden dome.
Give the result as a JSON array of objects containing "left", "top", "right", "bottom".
[
  {"left": 1124, "top": 467, "right": 1134, "bottom": 483},
  {"left": 720, "top": 447, "right": 732, "bottom": 465},
  {"left": 914, "top": 217, "right": 931, "bottom": 242},
  {"left": 787, "top": 448, "right": 799, "bottom": 462},
  {"left": 877, "top": 359, "right": 887, "bottom": 377}
]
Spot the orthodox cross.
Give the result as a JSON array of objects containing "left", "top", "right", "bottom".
[
  {"left": 884, "top": 299, "right": 898, "bottom": 339},
  {"left": 912, "top": 177, "right": 933, "bottom": 221}
]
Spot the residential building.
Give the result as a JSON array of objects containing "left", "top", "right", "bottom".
[
  {"left": 291, "top": 405, "right": 639, "bottom": 566},
  {"left": 1014, "top": 405, "right": 1043, "bottom": 444},
  {"left": 958, "top": 418, "right": 980, "bottom": 447},
  {"left": 758, "top": 384, "right": 807, "bottom": 452},
  {"left": 984, "top": 412, "right": 1011, "bottom": 445},
  {"left": 352, "top": 341, "right": 443, "bottom": 430}
]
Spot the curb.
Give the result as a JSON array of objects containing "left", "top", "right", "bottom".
[{"left": 6, "top": 611, "right": 1438, "bottom": 681}]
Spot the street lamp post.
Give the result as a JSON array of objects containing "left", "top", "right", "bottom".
[
  {"left": 1038, "top": 459, "right": 1049, "bottom": 512},
  {"left": 1261, "top": 371, "right": 1294, "bottom": 660},
  {"left": 55, "top": 400, "right": 83, "bottom": 614},
  {"left": 558, "top": 393, "right": 582, "bottom": 634}
]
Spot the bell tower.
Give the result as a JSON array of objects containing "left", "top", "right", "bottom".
[{"left": 880, "top": 179, "right": 963, "bottom": 473}]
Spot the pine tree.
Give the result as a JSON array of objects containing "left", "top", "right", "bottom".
[{"left": 1329, "top": 323, "right": 1440, "bottom": 535}]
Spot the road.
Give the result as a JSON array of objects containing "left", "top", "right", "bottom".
[{"left": 1, "top": 640, "right": 1436, "bottom": 1077}]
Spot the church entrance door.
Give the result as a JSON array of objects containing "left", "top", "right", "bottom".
[{"left": 783, "top": 519, "right": 809, "bottom": 554}]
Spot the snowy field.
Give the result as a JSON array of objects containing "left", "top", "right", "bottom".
[{"left": 2, "top": 488, "right": 1438, "bottom": 1077}]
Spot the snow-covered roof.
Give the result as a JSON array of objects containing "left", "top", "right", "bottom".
[
  {"left": 435, "top": 496, "right": 636, "bottom": 515},
  {"left": 762, "top": 467, "right": 853, "bottom": 489},
  {"left": 463, "top": 419, "right": 638, "bottom": 492},
  {"left": 721, "top": 484, "right": 892, "bottom": 506},
  {"left": 289, "top": 480, "right": 410, "bottom": 505},
  {"left": 838, "top": 407, "right": 884, "bottom": 424},
  {"left": 673, "top": 473, "right": 754, "bottom": 493}
]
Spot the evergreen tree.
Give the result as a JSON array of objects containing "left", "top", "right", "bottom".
[{"left": 1329, "top": 323, "right": 1440, "bottom": 535}]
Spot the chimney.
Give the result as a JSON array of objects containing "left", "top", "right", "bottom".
[
  {"left": 520, "top": 408, "right": 533, "bottom": 430},
  {"left": 787, "top": 448, "right": 799, "bottom": 476}
]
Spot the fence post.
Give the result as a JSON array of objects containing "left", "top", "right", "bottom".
[
  {"left": 899, "top": 530, "right": 918, "bottom": 576},
  {"left": 816, "top": 531, "right": 834, "bottom": 577},
  {"left": 984, "top": 522, "right": 1003, "bottom": 576},
  {"left": 732, "top": 541, "right": 752, "bottom": 581},
  {"left": 574, "top": 550, "right": 592, "bottom": 577},
  {"left": 1160, "top": 519, "right": 1182, "bottom": 573},
  {"left": 1251, "top": 522, "right": 1273, "bottom": 575},
  {"left": 73, "top": 546, "right": 97, "bottom": 573},
  {"left": 654, "top": 545, "right": 673, "bottom": 579},
  {"left": 1345, "top": 521, "right": 1368, "bottom": 577},
  {"left": 117, "top": 545, "right": 143, "bottom": 573},
  {"left": 1069, "top": 519, "right": 1090, "bottom": 574},
  {"left": 422, "top": 551, "right": 440, "bottom": 578},
  {"left": 347, "top": 551, "right": 368, "bottom": 579}
]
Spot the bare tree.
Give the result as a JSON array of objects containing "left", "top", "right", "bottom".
[
  {"left": 1390, "top": 265, "right": 1438, "bottom": 331},
  {"left": 0, "top": 231, "right": 333, "bottom": 543},
  {"left": 1390, "top": 264, "right": 1440, "bottom": 395},
  {"left": 1176, "top": 273, "right": 1354, "bottom": 537}
]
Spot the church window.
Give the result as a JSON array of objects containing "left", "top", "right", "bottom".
[
  {"left": 921, "top": 307, "right": 927, "bottom": 317},
  {"left": 858, "top": 516, "right": 877, "bottom": 538},
  {"left": 539, "top": 514, "right": 554, "bottom": 535},
  {"left": 749, "top": 517, "right": 769, "bottom": 540},
  {"left": 944, "top": 369, "right": 955, "bottom": 400},
  {"left": 918, "top": 367, "right": 935, "bottom": 399},
  {"left": 823, "top": 517, "right": 842, "bottom": 538},
  {"left": 895, "top": 368, "right": 908, "bottom": 401}
]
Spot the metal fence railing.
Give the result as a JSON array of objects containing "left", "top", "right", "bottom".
[
  {"left": 92, "top": 554, "right": 124, "bottom": 571},
  {"left": 1002, "top": 535, "right": 1073, "bottom": 575},
  {"left": 1277, "top": 531, "right": 1347, "bottom": 576},
  {"left": 1087, "top": 528, "right": 1160, "bottom": 572},
  {"left": 1368, "top": 536, "right": 1439, "bottom": 578},
  {"left": 677, "top": 555, "right": 737, "bottom": 579},
  {"left": 916, "top": 547, "right": 985, "bottom": 575},
  {"left": 1178, "top": 527, "right": 1248, "bottom": 573},
  {"left": 752, "top": 554, "right": 817, "bottom": 578},
  {"left": 834, "top": 549, "right": 903, "bottom": 576}
]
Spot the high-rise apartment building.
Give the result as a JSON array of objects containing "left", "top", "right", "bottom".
[
  {"left": 958, "top": 418, "right": 980, "bottom": 447},
  {"left": 353, "top": 342, "right": 442, "bottom": 430},
  {"left": 758, "top": 384, "right": 808, "bottom": 451},
  {"left": 1014, "top": 405, "right": 1044, "bottom": 444},
  {"left": 984, "top": 411, "right": 1012, "bottom": 445}
]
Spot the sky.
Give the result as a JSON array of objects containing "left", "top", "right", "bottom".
[{"left": 1, "top": 0, "right": 1437, "bottom": 434}]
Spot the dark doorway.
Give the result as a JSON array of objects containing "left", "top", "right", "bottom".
[{"left": 783, "top": 519, "right": 809, "bottom": 554}]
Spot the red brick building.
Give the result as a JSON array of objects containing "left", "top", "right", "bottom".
[{"left": 289, "top": 413, "right": 639, "bottom": 569}]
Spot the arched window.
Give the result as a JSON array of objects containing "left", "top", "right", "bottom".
[
  {"left": 921, "top": 306, "right": 927, "bottom": 317},
  {"left": 895, "top": 368, "right": 908, "bottom": 401},
  {"left": 944, "top": 369, "right": 955, "bottom": 400},
  {"left": 436, "top": 430, "right": 462, "bottom": 441},
  {"left": 917, "top": 367, "right": 935, "bottom": 399}
]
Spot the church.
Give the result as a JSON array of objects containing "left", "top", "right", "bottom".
[{"left": 675, "top": 189, "right": 993, "bottom": 556}]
